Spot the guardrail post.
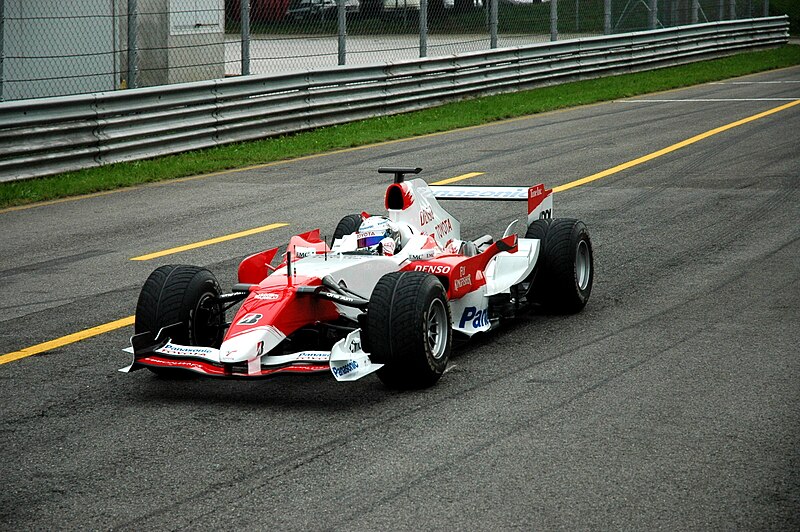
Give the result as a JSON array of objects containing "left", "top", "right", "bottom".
[
  {"left": 420, "top": 0, "right": 428, "bottom": 57},
  {"left": 550, "top": 0, "right": 558, "bottom": 41},
  {"left": 241, "top": 0, "right": 250, "bottom": 75},
  {"left": 490, "top": 0, "right": 498, "bottom": 48},
  {"left": 338, "top": 0, "right": 346, "bottom": 65},
  {"left": 604, "top": 0, "right": 611, "bottom": 34},
  {"left": 127, "top": 0, "right": 138, "bottom": 89},
  {"left": 649, "top": 0, "right": 658, "bottom": 29}
]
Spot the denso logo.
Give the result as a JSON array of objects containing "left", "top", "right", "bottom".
[
  {"left": 332, "top": 361, "right": 359, "bottom": 377},
  {"left": 419, "top": 206, "right": 434, "bottom": 226},
  {"left": 414, "top": 265, "right": 451, "bottom": 274},
  {"left": 459, "top": 306, "right": 489, "bottom": 329}
]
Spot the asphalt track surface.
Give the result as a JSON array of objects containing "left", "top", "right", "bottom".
[{"left": 1, "top": 67, "right": 799, "bottom": 530}]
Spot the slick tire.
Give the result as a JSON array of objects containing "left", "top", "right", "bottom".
[
  {"left": 333, "top": 214, "right": 363, "bottom": 241},
  {"left": 367, "top": 271, "right": 452, "bottom": 389},
  {"left": 530, "top": 218, "right": 594, "bottom": 314},
  {"left": 135, "top": 265, "right": 225, "bottom": 375}
]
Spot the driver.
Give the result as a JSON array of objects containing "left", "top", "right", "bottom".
[{"left": 355, "top": 216, "right": 402, "bottom": 256}]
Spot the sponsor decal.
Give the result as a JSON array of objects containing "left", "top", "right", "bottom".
[
  {"left": 254, "top": 292, "right": 280, "bottom": 301},
  {"left": 539, "top": 209, "right": 552, "bottom": 219},
  {"left": 454, "top": 274, "right": 472, "bottom": 291},
  {"left": 332, "top": 361, "right": 359, "bottom": 377},
  {"left": 256, "top": 341, "right": 264, "bottom": 357},
  {"left": 157, "top": 344, "right": 217, "bottom": 358},
  {"left": 419, "top": 206, "right": 434, "bottom": 226},
  {"left": 237, "top": 313, "right": 263, "bottom": 325},
  {"left": 460, "top": 266, "right": 466, "bottom": 276},
  {"left": 459, "top": 306, "right": 490, "bottom": 329},
  {"left": 409, "top": 249, "right": 435, "bottom": 261},
  {"left": 434, "top": 218, "right": 453, "bottom": 239},
  {"left": 296, "top": 352, "right": 330, "bottom": 361},
  {"left": 295, "top": 246, "right": 317, "bottom": 258},
  {"left": 475, "top": 270, "right": 484, "bottom": 281},
  {"left": 414, "top": 264, "right": 451, "bottom": 274}
]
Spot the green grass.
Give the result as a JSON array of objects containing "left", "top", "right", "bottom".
[{"left": 2, "top": 45, "right": 799, "bottom": 210}]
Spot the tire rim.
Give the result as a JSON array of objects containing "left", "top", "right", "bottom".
[
  {"left": 575, "top": 239, "right": 591, "bottom": 291},
  {"left": 193, "top": 291, "right": 223, "bottom": 347},
  {"left": 426, "top": 298, "right": 449, "bottom": 360}
]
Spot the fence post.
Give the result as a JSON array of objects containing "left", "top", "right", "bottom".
[
  {"left": 691, "top": 0, "right": 698, "bottom": 23},
  {"left": 718, "top": 0, "right": 724, "bottom": 19},
  {"left": 550, "top": 0, "right": 558, "bottom": 41},
  {"left": 763, "top": 0, "right": 769, "bottom": 17},
  {"left": 338, "top": 0, "right": 346, "bottom": 65},
  {"left": 241, "top": 0, "right": 250, "bottom": 75},
  {"left": 649, "top": 0, "right": 658, "bottom": 29},
  {"left": 490, "top": 0, "right": 498, "bottom": 48},
  {"left": 604, "top": 0, "right": 611, "bottom": 34},
  {"left": 127, "top": 0, "right": 138, "bottom": 89},
  {"left": 0, "top": 0, "right": 4, "bottom": 101},
  {"left": 729, "top": 0, "right": 735, "bottom": 20},
  {"left": 420, "top": 0, "right": 427, "bottom": 57}
]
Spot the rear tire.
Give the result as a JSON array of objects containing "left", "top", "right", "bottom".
[
  {"left": 333, "top": 214, "right": 362, "bottom": 240},
  {"left": 529, "top": 219, "right": 593, "bottom": 313},
  {"left": 135, "top": 265, "right": 225, "bottom": 375},
  {"left": 367, "top": 272, "right": 452, "bottom": 389}
]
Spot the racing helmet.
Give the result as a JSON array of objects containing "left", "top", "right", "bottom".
[{"left": 356, "top": 216, "right": 401, "bottom": 255}]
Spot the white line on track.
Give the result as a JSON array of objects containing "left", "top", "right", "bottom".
[
  {"left": 709, "top": 81, "right": 800, "bottom": 84},
  {"left": 619, "top": 98, "right": 800, "bottom": 103}
]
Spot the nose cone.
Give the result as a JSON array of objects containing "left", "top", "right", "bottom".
[{"left": 219, "top": 326, "right": 286, "bottom": 363}]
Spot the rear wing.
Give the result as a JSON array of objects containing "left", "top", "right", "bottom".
[{"left": 429, "top": 184, "right": 553, "bottom": 225}]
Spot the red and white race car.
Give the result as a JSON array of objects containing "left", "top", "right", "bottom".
[{"left": 122, "top": 167, "right": 593, "bottom": 388}]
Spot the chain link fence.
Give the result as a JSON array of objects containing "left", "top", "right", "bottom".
[{"left": 0, "top": 0, "right": 776, "bottom": 101}]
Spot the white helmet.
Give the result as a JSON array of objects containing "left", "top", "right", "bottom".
[{"left": 356, "top": 216, "right": 401, "bottom": 255}]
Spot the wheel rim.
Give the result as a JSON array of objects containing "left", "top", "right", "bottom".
[
  {"left": 575, "top": 239, "right": 591, "bottom": 291},
  {"left": 193, "top": 291, "right": 223, "bottom": 347},
  {"left": 426, "top": 298, "right": 449, "bottom": 360}
]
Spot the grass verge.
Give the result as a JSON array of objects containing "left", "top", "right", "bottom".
[{"left": 2, "top": 45, "right": 799, "bottom": 210}]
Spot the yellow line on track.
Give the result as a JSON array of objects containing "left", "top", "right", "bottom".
[
  {"left": 130, "top": 222, "right": 289, "bottom": 261},
  {"left": 431, "top": 172, "right": 484, "bottom": 185},
  {"left": 553, "top": 99, "right": 800, "bottom": 193},
  {"left": 3, "top": 98, "right": 799, "bottom": 365},
  {"left": 0, "top": 316, "right": 135, "bottom": 365}
]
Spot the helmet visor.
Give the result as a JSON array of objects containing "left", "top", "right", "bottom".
[{"left": 357, "top": 232, "right": 385, "bottom": 249}]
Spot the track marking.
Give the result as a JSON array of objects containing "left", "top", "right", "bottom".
[
  {"left": 620, "top": 98, "right": 799, "bottom": 102},
  {"left": 5, "top": 98, "right": 800, "bottom": 365},
  {"left": 130, "top": 222, "right": 289, "bottom": 261},
  {"left": 431, "top": 172, "right": 484, "bottom": 185},
  {"left": 710, "top": 80, "right": 800, "bottom": 84},
  {"left": 0, "top": 316, "right": 135, "bottom": 365},
  {"left": 553, "top": 99, "right": 800, "bottom": 193}
]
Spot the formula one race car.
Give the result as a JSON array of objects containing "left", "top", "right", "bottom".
[{"left": 121, "top": 167, "right": 593, "bottom": 388}]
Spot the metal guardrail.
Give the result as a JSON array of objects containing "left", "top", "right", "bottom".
[{"left": 0, "top": 17, "right": 789, "bottom": 183}]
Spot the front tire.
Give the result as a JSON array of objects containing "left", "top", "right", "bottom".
[
  {"left": 135, "top": 265, "right": 225, "bottom": 375},
  {"left": 333, "top": 213, "right": 362, "bottom": 240},
  {"left": 367, "top": 272, "right": 452, "bottom": 389}
]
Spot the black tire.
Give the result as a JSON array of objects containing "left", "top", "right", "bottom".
[
  {"left": 135, "top": 265, "right": 225, "bottom": 375},
  {"left": 333, "top": 214, "right": 362, "bottom": 240},
  {"left": 367, "top": 271, "right": 452, "bottom": 389},
  {"left": 531, "top": 219, "right": 593, "bottom": 313}
]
